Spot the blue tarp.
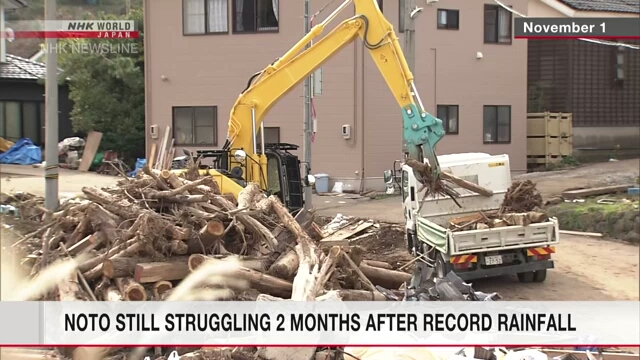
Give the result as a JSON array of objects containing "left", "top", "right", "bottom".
[
  {"left": 128, "top": 158, "right": 147, "bottom": 177},
  {"left": 0, "top": 138, "right": 42, "bottom": 165}
]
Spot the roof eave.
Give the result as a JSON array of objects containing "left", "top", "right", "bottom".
[{"left": 3, "top": 0, "right": 28, "bottom": 10}]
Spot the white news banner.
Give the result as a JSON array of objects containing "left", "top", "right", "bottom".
[{"left": 0, "top": 301, "right": 637, "bottom": 346}]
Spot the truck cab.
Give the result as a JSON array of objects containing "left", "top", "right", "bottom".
[{"left": 399, "top": 153, "right": 559, "bottom": 283}]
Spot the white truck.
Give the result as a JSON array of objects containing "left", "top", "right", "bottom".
[{"left": 389, "top": 153, "right": 559, "bottom": 283}]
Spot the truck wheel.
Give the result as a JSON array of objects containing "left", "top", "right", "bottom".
[
  {"left": 533, "top": 269, "right": 547, "bottom": 282},
  {"left": 517, "top": 271, "right": 535, "bottom": 283},
  {"left": 435, "top": 253, "right": 452, "bottom": 279}
]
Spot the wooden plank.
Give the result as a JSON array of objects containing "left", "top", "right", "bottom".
[
  {"left": 156, "top": 126, "right": 170, "bottom": 170},
  {"left": 320, "top": 221, "right": 374, "bottom": 245},
  {"left": 79, "top": 131, "right": 103, "bottom": 172},
  {"left": 559, "top": 229, "right": 603, "bottom": 237},
  {"left": 562, "top": 184, "right": 634, "bottom": 199},
  {"left": 148, "top": 143, "right": 157, "bottom": 169}
]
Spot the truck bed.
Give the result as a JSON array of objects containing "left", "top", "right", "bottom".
[{"left": 416, "top": 216, "right": 559, "bottom": 256}]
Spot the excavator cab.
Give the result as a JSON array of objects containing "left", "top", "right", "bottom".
[
  {"left": 181, "top": 146, "right": 306, "bottom": 213},
  {"left": 262, "top": 143, "right": 305, "bottom": 213}
]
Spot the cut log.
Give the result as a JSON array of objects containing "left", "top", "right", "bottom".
[
  {"left": 160, "top": 169, "right": 186, "bottom": 190},
  {"left": 144, "top": 177, "right": 210, "bottom": 198},
  {"left": 208, "top": 193, "right": 277, "bottom": 249},
  {"left": 335, "top": 289, "right": 387, "bottom": 301},
  {"left": 0, "top": 348, "right": 60, "bottom": 360},
  {"left": 65, "top": 215, "right": 91, "bottom": 247},
  {"left": 86, "top": 204, "right": 120, "bottom": 244},
  {"left": 359, "top": 263, "right": 411, "bottom": 290},
  {"left": 102, "top": 286, "right": 123, "bottom": 301},
  {"left": 340, "top": 252, "right": 377, "bottom": 293},
  {"left": 187, "top": 220, "right": 225, "bottom": 254},
  {"left": 67, "top": 231, "right": 106, "bottom": 256},
  {"left": 115, "top": 277, "right": 147, "bottom": 301},
  {"left": 103, "top": 257, "right": 150, "bottom": 279},
  {"left": 73, "top": 347, "right": 117, "bottom": 360},
  {"left": 362, "top": 259, "right": 393, "bottom": 270},
  {"left": 135, "top": 257, "right": 190, "bottom": 283},
  {"left": 153, "top": 280, "right": 173, "bottom": 299},
  {"left": 81, "top": 236, "right": 146, "bottom": 281},
  {"left": 405, "top": 159, "right": 493, "bottom": 197},
  {"left": 267, "top": 249, "right": 299, "bottom": 280},
  {"left": 188, "top": 255, "right": 293, "bottom": 298}
]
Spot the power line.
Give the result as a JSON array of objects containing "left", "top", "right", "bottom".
[{"left": 493, "top": 0, "right": 640, "bottom": 50}]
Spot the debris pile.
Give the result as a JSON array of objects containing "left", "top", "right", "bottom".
[
  {"left": 1, "top": 165, "right": 500, "bottom": 360},
  {"left": 449, "top": 180, "right": 549, "bottom": 232},
  {"left": 500, "top": 180, "right": 544, "bottom": 213}
]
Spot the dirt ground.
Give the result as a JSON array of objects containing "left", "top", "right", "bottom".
[
  {"left": 353, "top": 224, "right": 639, "bottom": 301},
  {"left": 1, "top": 160, "right": 639, "bottom": 301},
  {"left": 515, "top": 158, "right": 640, "bottom": 199}
]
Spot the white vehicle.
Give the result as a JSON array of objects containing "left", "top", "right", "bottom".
[{"left": 388, "top": 153, "right": 559, "bottom": 283}]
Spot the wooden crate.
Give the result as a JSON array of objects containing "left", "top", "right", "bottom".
[{"left": 526, "top": 112, "right": 573, "bottom": 165}]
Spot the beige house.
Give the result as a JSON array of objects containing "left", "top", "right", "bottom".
[{"left": 143, "top": 0, "right": 528, "bottom": 191}]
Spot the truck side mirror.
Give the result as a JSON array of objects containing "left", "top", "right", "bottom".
[
  {"left": 383, "top": 170, "right": 393, "bottom": 184},
  {"left": 306, "top": 174, "right": 316, "bottom": 186}
]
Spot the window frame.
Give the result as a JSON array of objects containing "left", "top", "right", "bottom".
[
  {"left": 0, "top": 100, "right": 45, "bottom": 145},
  {"left": 436, "top": 104, "right": 459, "bottom": 135},
  {"left": 256, "top": 126, "right": 281, "bottom": 149},
  {"left": 172, "top": 106, "right": 219, "bottom": 146},
  {"left": 231, "top": 0, "right": 280, "bottom": 34},
  {"left": 484, "top": 4, "right": 512, "bottom": 45},
  {"left": 483, "top": 105, "right": 512, "bottom": 144},
  {"left": 436, "top": 9, "right": 459, "bottom": 30},
  {"left": 182, "top": 0, "right": 230, "bottom": 36}
]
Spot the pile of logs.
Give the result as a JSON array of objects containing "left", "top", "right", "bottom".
[
  {"left": 448, "top": 180, "right": 548, "bottom": 232},
  {"left": 2, "top": 166, "right": 427, "bottom": 359}
]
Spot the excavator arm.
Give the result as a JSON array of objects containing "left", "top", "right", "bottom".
[{"left": 226, "top": 0, "right": 445, "bottom": 193}]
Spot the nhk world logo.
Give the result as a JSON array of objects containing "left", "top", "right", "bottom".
[
  {"left": 1, "top": 20, "right": 139, "bottom": 40},
  {"left": 41, "top": 41, "right": 140, "bottom": 54}
]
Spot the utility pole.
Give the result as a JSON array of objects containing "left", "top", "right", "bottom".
[
  {"left": 402, "top": 0, "right": 419, "bottom": 156},
  {"left": 44, "top": 0, "right": 59, "bottom": 211},
  {"left": 303, "top": 0, "right": 313, "bottom": 210}
]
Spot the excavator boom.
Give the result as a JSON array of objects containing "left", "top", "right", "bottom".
[{"left": 224, "top": 0, "right": 445, "bottom": 199}]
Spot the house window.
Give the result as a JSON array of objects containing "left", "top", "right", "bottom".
[
  {"left": 183, "top": 0, "right": 229, "bottom": 35},
  {"left": 256, "top": 126, "right": 280, "bottom": 149},
  {"left": 483, "top": 105, "right": 511, "bottom": 144},
  {"left": 0, "top": 101, "right": 45, "bottom": 145},
  {"left": 233, "top": 0, "right": 279, "bottom": 33},
  {"left": 173, "top": 106, "right": 218, "bottom": 146},
  {"left": 436, "top": 105, "right": 459, "bottom": 134},
  {"left": 437, "top": 9, "right": 459, "bottom": 30},
  {"left": 484, "top": 4, "right": 512, "bottom": 44}
]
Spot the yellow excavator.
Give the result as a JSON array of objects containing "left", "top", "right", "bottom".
[{"left": 179, "top": 0, "right": 446, "bottom": 213}]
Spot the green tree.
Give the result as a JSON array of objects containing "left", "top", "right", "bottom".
[{"left": 57, "top": 9, "right": 145, "bottom": 164}]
